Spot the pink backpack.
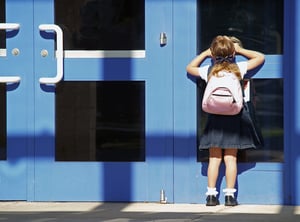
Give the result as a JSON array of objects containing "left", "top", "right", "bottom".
[{"left": 202, "top": 71, "right": 243, "bottom": 115}]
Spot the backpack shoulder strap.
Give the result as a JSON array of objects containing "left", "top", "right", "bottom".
[{"left": 240, "top": 79, "right": 245, "bottom": 98}]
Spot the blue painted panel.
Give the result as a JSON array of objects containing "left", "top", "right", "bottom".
[
  {"left": 236, "top": 169, "right": 283, "bottom": 204},
  {"left": 173, "top": 0, "right": 200, "bottom": 203},
  {"left": 173, "top": 0, "right": 285, "bottom": 204},
  {"left": 284, "top": 0, "right": 300, "bottom": 206},
  {"left": 0, "top": 0, "right": 35, "bottom": 200}
]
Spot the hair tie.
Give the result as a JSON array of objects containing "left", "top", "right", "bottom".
[{"left": 215, "top": 55, "right": 234, "bottom": 64}]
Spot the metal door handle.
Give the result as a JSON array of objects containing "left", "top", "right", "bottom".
[
  {"left": 0, "top": 23, "right": 21, "bottom": 83},
  {"left": 38, "top": 24, "right": 63, "bottom": 84},
  {"left": 0, "top": 23, "right": 20, "bottom": 30}
]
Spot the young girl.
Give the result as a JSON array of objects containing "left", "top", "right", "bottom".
[{"left": 186, "top": 35, "right": 265, "bottom": 206}]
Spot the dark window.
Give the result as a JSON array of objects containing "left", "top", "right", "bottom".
[
  {"left": 0, "top": 83, "right": 6, "bottom": 160},
  {"left": 0, "top": 1, "right": 6, "bottom": 160},
  {"left": 198, "top": 79, "right": 284, "bottom": 162},
  {"left": 55, "top": 81, "right": 145, "bottom": 162},
  {"left": 55, "top": 0, "right": 145, "bottom": 50},
  {"left": 0, "top": 0, "right": 5, "bottom": 49},
  {"left": 197, "top": 0, "right": 284, "bottom": 162},
  {"left": 198, "top": 0, "right": 283, "bottom": 54}
]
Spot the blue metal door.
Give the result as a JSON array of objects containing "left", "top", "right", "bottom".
[
  {"left": 1, "top": 0, "right": 174, "bottom": 201},
  {"left": 173, "top": 0, "right": 285, "bottom": 204},
  {"left": 1, "top": 0, "right": 288, "bottom": 204},
  {"left": 32, "top": 0, "right": 174, "bottom": 201}
]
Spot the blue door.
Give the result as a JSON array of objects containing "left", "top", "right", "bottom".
[
  {"left": 0, "top": 0, "right": 290, "bottom": 204},
  {"left": 1, "top": 0, "right": 175, "bottom": 201},
  {"left": 173, "top": 0, "right": 286, "bottom": 204},
  {"left": 33, "top": 0, "right": 176, "bottom": 201}
]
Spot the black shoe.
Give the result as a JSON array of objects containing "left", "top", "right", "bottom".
[
  {"left": 206, "top": 195, "right": 220, "bottom": 206},
  {"left": 225, "top": 196, "right": 238, "bottom": 206}
]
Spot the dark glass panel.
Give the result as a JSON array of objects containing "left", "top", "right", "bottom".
[
  {"left": 55, "top": 81, "right": 145, "bottom": 162},
  {"left": 198, "top": 79, "right": 284, "bottom": 163},
  {"left": 0, "top": 83, "right": 6, "bottom": 160},
  {"left": 55, "top": 0, "right": 145, "bottom": 50},
  {"left": 198, "top": 0, "right": 283, "bottom": 54},
  {"left": 0, "top": 0, "right": 5, "bottom": 49}
]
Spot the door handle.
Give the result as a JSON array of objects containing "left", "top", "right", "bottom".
[
  {"left": 0, "top": 23, "right": 21, "bottom": 83},
  {"left": 38, "top": 24, "right": 63, "bottom": 84}
]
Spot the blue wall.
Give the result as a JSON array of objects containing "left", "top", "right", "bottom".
[{"left": 284, "top": 0, "right": 300, "bottom": 205}]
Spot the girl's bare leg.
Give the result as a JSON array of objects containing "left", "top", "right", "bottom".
[
  {"left": 223, "top": 148, "right": 238, "bottom": 189},
  {"left": 207, "top": 147, "right": 222, "bottom": 188}
]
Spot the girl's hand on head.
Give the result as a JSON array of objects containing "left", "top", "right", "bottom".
[
  {"left": 233, "top": 43, "right": 242, "bottom": 54},
  {"left": 229, "top": 36, "right": 243, "bottom": 54},
  {"left": 204, "top": 48, "right": 212, "bottom": 57}
]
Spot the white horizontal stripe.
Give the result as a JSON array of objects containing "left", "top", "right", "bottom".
[{"left": 62, "top": 50, "right": 145, "bottom": 58}]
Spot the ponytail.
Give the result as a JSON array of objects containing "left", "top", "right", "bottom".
[{"left": 208, "top": 63, "right": 242, "bottom": 80}]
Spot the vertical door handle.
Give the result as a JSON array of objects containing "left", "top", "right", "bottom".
[
  {"left": 38, "top": 24, "right": 63, "bottom": 84},
  {"left": 0, "top": 23, "right": 21, "bottom": 83}
]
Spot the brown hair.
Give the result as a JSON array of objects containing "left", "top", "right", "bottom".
[{"left": 208, "top": 35, "right": 242, "bottom": 80}]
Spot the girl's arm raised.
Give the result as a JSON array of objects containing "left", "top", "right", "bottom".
[
  {"left": 186, "top": 48, "right": 211, "bottom": 76},
  {"left": 234, "top": 43, "right": 265, "bottom": 71}
]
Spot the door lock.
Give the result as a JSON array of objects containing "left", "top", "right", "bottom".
[
  {"left": 41, "top": 49, "right": 48, "bottom": 57},
  {"left": 160, "top": 32, "right": 167, "bottom": 46},
  {"left": 12, "top": 48, "right": 20, "bottom": 56}
]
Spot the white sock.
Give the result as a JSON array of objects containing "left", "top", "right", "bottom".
[
  {"left": 206, "top": 187, "right": 218, "bottom": 196},
  {"left": 223, "top": 188, "right": 237, "bottom": 197}
]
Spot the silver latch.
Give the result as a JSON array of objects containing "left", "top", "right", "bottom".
[
  {"left": 160, "top": 189, "right": 167, "bottom": 204},
  {"left": 160, "top": 32, "right": 167, "bottom": 46}
]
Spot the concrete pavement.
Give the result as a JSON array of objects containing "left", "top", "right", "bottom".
[{"left": 0, "top": 202, "right": 300, "bottom": 222}]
